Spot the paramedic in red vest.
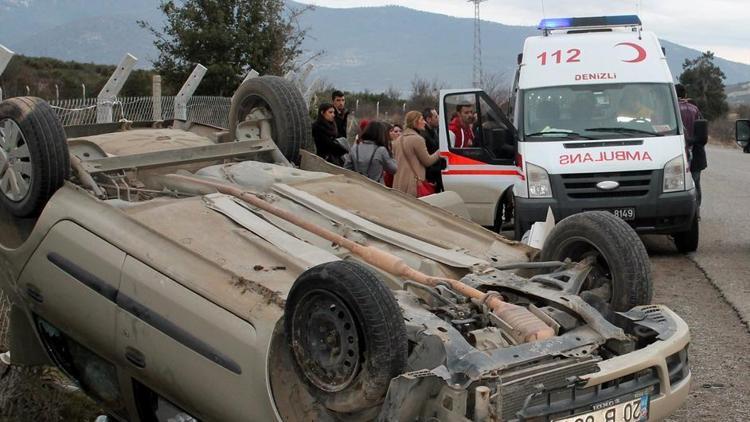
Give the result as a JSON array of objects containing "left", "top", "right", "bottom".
[{"left": 449, "top": 103, "right": 475, "bottom": 148}]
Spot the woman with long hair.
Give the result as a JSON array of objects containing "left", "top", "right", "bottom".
[
  {"left": 344, "top": 121, "right": 397, "bottom": 183},
  {"left": 311, "top": 103, "right": 348, "bottom": 165},
  {"left": 392, "top": 111, "right": 440, "bottom": 197}
]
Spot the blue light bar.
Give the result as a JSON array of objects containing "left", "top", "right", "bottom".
[{"left": 538, "top": 15, "right": 641, "bottom": 30}]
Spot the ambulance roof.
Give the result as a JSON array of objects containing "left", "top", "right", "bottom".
[{"left": 518, "top": 29, "right": 673, "bottom": 89}]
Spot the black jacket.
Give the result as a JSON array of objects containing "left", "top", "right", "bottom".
[
  {"left": 312, "top": 119, "right": 348, "bottom": 164},
  {"left": 421, "top": 126, "right": 443, "bottom": 191},
  {"left": 334, "top": 108, "right": 349, "bottom": 138}
]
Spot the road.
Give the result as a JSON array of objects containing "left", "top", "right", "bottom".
[{"left": 646, "top": 144, "right": 750, "bottom": 421}]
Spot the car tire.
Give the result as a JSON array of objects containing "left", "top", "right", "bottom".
[
  {"left": 228, "top": 75, "right": 313, "bottom": 163},
  {"left": 540, "top": 211, "right": 652, "bottom": 311},
  {"left": 284, "top": 261, "right": 407, "bottom": 414},
  {"left": 673, "top": 217, "right": 699, "bottom": 253},
  {"left": 0, "top": 97, "right": 69, "bottom": 217}
]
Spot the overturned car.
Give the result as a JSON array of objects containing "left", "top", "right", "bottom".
[{"left": 0, "top": 77, "right": 689, "bottom": 421}]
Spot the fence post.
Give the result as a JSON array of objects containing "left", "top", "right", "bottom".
[
  {"left": 174, "top": 64, "right": 207, "bottom": 122},
  {"left": 152, "top": 75, "right": 162, "bottom": 121},
  {"left": 242, "top": 69, "right": 260, "bottom": 84},
  {"left": 55, "top": 84, "right": 59, "bottom": 101},
  {"left": 97, "top": 53, "right": 138, "bottom": 123},
  {"left": 25, "top": 86, "right": 30, "bottom": 95},
  {"left": 356, "top": 99, "right": 360, "bottom": 112},
  {"left": 403, "top": 102, "right": 406, "bottom": 113},
  {"left": 0, "top": 44, "right": 13, "bottom": 79},
  {"left": 0, "top": 87, "right": 3, "bottom": 102},
  {"left": 376, "top": 101, "right": 380, "bottom": 119},
  {"left": 82, "top": 83, "right": 86, "bottom": 99}
]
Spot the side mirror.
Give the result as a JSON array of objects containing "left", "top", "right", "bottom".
[
  {"left": 693, "top": 119, "right": 708, "bottom": 146},
  {"left": 736, "top": 119, "right": 750, "bottom": 148}
]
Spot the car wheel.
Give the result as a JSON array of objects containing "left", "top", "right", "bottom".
[
  {"left": 284, "top": 261, "right": 407, "bottom": 414},
  {"left": 540, "top": 211, "right": 652, "bottom": 311},
  {"left": 0, "top": 97, "right": 69, "bottom": 217},
  {"left": 228, "top": 75, "right": 313, "bottom": 163},
  {"left": 673, "top": 217, "right": 699, "bottom": 253}
]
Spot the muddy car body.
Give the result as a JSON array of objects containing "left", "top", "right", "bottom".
[{"left": 0, "top": 77, "right": 689, "bottom": 421}]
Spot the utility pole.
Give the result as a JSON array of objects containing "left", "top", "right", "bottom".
[{"left": 469, "top": 0, "right": 488, "bottom": 88}]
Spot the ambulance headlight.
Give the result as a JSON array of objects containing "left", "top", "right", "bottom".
[
  {"left": 663, "top": 155, "right": 685, "bottom": 193},
  {"left": 527, "top": 162, "right": 553, "bottom": 198}
]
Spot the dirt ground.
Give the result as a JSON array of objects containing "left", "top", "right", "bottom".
[{"left": 645, "top": 235, "right": 750, "bottom": 421}]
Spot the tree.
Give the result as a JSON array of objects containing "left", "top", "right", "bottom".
[
  {"left": 678, "top": 51, "right": 729, "bottom": 121},
  {"left": 407, "top": 76, "right": 444, "bottom": 112},
  {"left": 139, "top": 0, "right": 310, "bottom": 96}
]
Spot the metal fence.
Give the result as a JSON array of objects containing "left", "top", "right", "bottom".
[{"left": 49, "top": 96, "right": 232, "bottom": 129}]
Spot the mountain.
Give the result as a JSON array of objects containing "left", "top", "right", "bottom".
[{"left": 2, "top": 0, "right": 750, "bottom": 94}]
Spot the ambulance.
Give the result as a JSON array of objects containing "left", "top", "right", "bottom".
[{"left": 438, "top": 15, "right": 701, "bottom": 252}]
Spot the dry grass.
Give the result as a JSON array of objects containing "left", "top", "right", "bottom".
[{"left": 0, "top": 291, "right": 103, "bottom": 421}]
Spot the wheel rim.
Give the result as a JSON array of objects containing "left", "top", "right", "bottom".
[
  {"left": 291, "top": 289, "right": 362, "bottom": 393},
  {"left": 555, "top": 237, "right": 613, "bottom": 301},
  {"left": 0, "top": 119, "right": 33, "bottom": 202},
  {"left": 235, "top": 95, "right": 277, "bottom": 140}
]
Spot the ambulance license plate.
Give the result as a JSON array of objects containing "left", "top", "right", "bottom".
[
  {"left": 607, "top": 207, "right": 636, "bottom": 221},
  {"left": 553, "top": 394, "right": 649, "bottom": 422}
]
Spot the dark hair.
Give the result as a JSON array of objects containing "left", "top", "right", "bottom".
[
  {"left": 360, "top": 121, "right": 389, "bottom": 148},
  {"left": 422, "top": 108, "right": 436, "bottom": 120},
  {"left": 456, "top": 103, "right": 473, "bottom": 113},
  {"left": 332, "top": 90, "right": 345, "bottom": 100},
  {"left": 316, "top": 103, "right": 335, "bottom": 122},
  {"left": 675, "top": 84, "right": 687, "bottom": 99}
]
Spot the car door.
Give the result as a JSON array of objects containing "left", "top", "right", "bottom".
[
  {"left": 116, "top": 256, "right": 272, "bottom": 421},
  {"left": 439, "top": 90, "right": 523, "bottom": 226},
  {"left": 18, "top": 220, "right": 128, "bottom": 415}
]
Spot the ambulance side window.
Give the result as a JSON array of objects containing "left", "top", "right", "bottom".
[{"left": 443, "top": 93, "right": 517, "bottom": 165}]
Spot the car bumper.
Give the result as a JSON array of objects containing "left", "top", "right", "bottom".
[
  {"left": 516, "top": 189, "right": 696, "bottom": 235},
  {"left": 515, "top": 306, "right": 691, "bottom": 421}
]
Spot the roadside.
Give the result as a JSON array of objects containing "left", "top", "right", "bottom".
[
  {"left": 689, "top": 145, "right": 750, "bottom": 329},
  {"left": 644, "top": 236, "right": 750, "bottom": 421}
]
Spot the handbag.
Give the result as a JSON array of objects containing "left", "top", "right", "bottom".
[{"left": 403, "top": 149, "right": 436, "bottom": 198}]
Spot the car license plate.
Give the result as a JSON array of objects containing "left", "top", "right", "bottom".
[
  {"left": 609, "top": 207, "right": 636, "bottom": 221},
  {"left": 553, "top": 394, "right": 649, "bottom": 422}
]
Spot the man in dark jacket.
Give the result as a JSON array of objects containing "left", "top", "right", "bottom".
[
  {"left": 676, "top": 84, "right": 706, "bottom": 208},
  {"left": 421, "top": 108, "right": 444, "bottom": 192},
  {"left": 332, "top": 90, "right": 349, "bottom": 139}
]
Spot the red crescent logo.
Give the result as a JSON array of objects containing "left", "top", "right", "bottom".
[{"left": 616, "top": 42, "right": 647, "bottom": 63}]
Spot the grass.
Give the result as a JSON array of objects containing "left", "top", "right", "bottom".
[{"left": 0, "top": 291, "right": 103, "bottom": 421}]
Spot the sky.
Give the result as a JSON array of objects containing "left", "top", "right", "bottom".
[{"left": 297, "top": 0, "right": 750, "bottom": 65}]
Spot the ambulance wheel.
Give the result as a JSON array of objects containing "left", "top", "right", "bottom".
[
  {"left": 673, "top": 217, "right": 699, "bottom": 253},
  {"left": 541, "top": 211, "right": 652, "bottom": 311}
]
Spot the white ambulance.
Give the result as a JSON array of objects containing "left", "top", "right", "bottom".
[{"left": 438, "top": 15, "right": 701, "bottom": 252}]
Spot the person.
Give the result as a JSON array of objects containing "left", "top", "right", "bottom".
[
  {"left": 421, "top": 108, "right": 444, "bottom": 192},
  {"left": 389, "top": 123, "right": 403, "bottom": 145},
  {"left": 448, "top": 103, "right": 474, "bottom": 148},
  {"left": 618, "top": 87, "right": 654, "bottom": 121},
  {"left": 383, "top": 124, "right": 403, "bottom": 187},
  {"left": 312, "top": 103, "right": 348, "bottom": 165},
  {"left": 344, "top": 121, "right": 397, "bottom": 183},
  {"left": 332, "top": 90, "right": 349, "bottom": 139},
  {"left": 392, "top": 111, "right": 440, "bottom": 197},
  {"left": 675, "top": 83, "right": 706, "bottom": 208}
]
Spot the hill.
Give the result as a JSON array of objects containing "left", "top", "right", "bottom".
[{"left": 1, "top": 0, "right": 749, "bottom": 94}]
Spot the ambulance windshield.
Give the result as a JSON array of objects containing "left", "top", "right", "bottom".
[{"left": 522, "top": 83, "right": 679, "bottom": 140}]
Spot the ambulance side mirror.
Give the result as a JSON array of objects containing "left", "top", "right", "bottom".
[
  {"left": 693, "top": 119, "right": 708, "bottom": 146},
  {"left": 736, "top": 119, "right": 750, "bottom": 148}
]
